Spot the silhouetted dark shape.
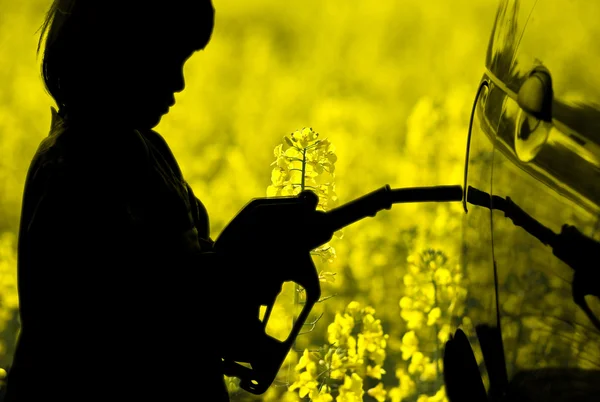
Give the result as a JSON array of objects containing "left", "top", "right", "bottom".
[
  {"left": 443, "top": 328, "right": 488, "bottom": 402},
  {"left": 475, "top": 324, "right": 509, "bottom": 398},
  {"left": 1, "top": 1, "right": 236, "bottom": 401},
  {"left": 214, "top": 185, "right": 463, "bottom": 394}
]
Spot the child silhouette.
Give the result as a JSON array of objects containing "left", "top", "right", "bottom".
[{"left": 3, "top": 1, "right": 238, "bottom": 400}]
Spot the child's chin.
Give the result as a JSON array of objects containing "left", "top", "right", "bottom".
[{"left": 137, "top": 112, "right": 164, "bottom": 130}]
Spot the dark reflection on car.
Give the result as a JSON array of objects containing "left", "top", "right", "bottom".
[
  {"left": 446, "top": 0, "right": 600, "bottom": 401},
  {"left": 467, "top": 185, "right": 600, "bottom": 331}
]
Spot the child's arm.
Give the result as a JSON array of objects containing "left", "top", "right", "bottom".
[
  {"left": 17, "top": 156, "right": 229, "bottom": 397},
  {"left": 20, "top": 158, "right": 222, "bottom": 346}
]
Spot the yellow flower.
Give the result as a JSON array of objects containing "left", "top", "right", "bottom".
[
  {"left": 290, "top": 357, "right": 321, "bottom": 398},
  {"left": 388, "top": 387, "right": 403, "bottom": 402},
  {"left": 422, "top": 285, "right": 435, "bottom": 303},
  {"left": 400, "top": 331, "right": 419, "bottom": 360},
  {"left": 299, "top": 381, "right": 319, "bottom": 399},
  {"left": 399, "top": 296, "right": 413, "bottom": 309},
  {"left": 401, "top": 310, "right": 425, "bottom": 330},
  {"left": 346, "top": 301, "right": 362, "bottom": 316},
  {"left": 427, "top": 307, "right": 441, "bottom": 326},
  {"left": 356, "top": 333, "right": 366, "bottom": 359},
  {"left": 266, "top": 184, "right": 280, "bottom": 197},
  {"left": 312, "top": 391, "right": 334, "bottom": 402},
  {"left": 289, "top": 371, "right": 319, "bottom": 399},
  {"left": 291, "top": 127, "right": 320, "bottom": 148},
  {"left": 362, "top": 313, "right": 383, "bottom": 335},
  {"left": 295, "top": 349, "right": 311, "bottom": 372},
  {"left": 420, "top": 361, "right": 438, "bottom": 382},
  {"left": 367, "top": 383, "right": 387, "bottom": 402},
  {"left": 337, "top": 373, "right": 364, "bottom": 402},
  {"left": 270, "top": 167, "right": 286, "bottom": 186},
  {"left": 414, "top": 387, "right": 448, "bottom": 402},
  {"left": 409, "top": 352, "right": 425, "bottom": 371},
  {"left": 388, "top": 368, "right": 417, "bottom": 402},
  {"left": 268, "top": 128, "right": 340, "bottom": 264},
  {"left": 370, "top": 348, "right": 386, "bottom": 366},
  {"left": 430, "top": 386, "right": 448, "bottom": 402},
  {"left": 306, "top": 361, "right": 318, "bottom": 377},
  {"left": 346, "top": 336, "right": 361, "bottom": 364},
  {"left": 433, "top": 268, "right": 451, "bottom": 285},
  {"left": 366, "top": 364, "right": 386, "bottom": 379},
  {"left": 327, "top": 313, "right": 355, "bottom": 345},
  {"left": 363, "top": 306, "right": 376, "bottom": 316},
  {"left": 437, "top": 324, "right": 452, "bottom": 343},
  {"left": 330, "top": 350, "right": 346, "bottom": 380}
]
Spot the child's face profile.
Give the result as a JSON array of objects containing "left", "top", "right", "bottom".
[
  {"left": 104, "top": 31, "right": 201, "bottom": 131},
  {"left": 43, "top": 1, "right": 214, "bottom": 130},
  {"left": 63, "top": 2, "right": 214, "bottom": 131},
  {"left": 114, "top": 39, "right": 196, "bottom": 130}
]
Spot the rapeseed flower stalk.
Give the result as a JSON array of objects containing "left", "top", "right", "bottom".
[
  {"left": 289, "top": 301, "right": 389, "bottom": 402},
  {"left": 395, "top": 249, "right": 468, "bottom": 401},
  {"left": 267, "top": 127, "right": 342, "bottom": 340},
  {"left": 267, "top": 127, "right": 343, "bottom": 265},
  {"left": 227, "top": 128, "right": 344, "bottom": 398}
]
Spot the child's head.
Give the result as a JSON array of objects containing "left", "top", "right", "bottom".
[{"left": 38, "top": 0, "right": 215, "bottom": 129}]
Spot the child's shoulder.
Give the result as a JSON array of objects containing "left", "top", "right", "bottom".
[
  {"left": 140, "top": 129, "right": 184, "bottom": 179},
  {"left": 31, "top": 110, "right": 153, "bottom": 188}
]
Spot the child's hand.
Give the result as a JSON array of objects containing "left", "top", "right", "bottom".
[{"left": 198, "top": 236, "right": 215, "bottom": 251}]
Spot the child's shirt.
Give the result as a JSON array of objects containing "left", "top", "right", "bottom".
[{"left": 7, "top": 107, "right": 229, "bottom": 400}]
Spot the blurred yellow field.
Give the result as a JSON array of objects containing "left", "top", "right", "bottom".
[{"left": 0, "top": 1, "right": 503, "bottom": 401}]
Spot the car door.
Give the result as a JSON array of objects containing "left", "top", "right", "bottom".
[
  {"left": 488, "top": 0, "right": 600, "bottom": 399},
  {"left": 446, "top": 0, "right": 600, "bottom": 401}
]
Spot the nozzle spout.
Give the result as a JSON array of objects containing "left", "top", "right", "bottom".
[
  {"left": 325, "top": 184, "right": 463, "bottom": 234},
  {"left": 325, "top": 185, "right": 394, "bottom": 233}
]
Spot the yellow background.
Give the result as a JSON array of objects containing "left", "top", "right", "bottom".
[{"left": 0, "top": 1, "right": 501, "bottom": 401}]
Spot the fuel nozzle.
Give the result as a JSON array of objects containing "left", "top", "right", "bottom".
[
  {"left": 306, "top": 184, "right": 464, "bottom": 250},
  {"left": 215, "top": 183, "right": 463, "bottom": 395}
]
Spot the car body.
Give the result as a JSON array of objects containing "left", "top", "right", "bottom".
[{"left": 444, "top": 0, "right": 600, "bottom": 401}]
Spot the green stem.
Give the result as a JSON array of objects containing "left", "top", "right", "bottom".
[
  {"left": 301, "top": 148, "right": 307, "bottom": 191},
  {"left": 293, "top": 147, "right": 308, "bottom": 352}
]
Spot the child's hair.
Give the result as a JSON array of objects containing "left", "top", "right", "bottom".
[{"left": 36, "top": 0, "right": 215, "bottom": 109}]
